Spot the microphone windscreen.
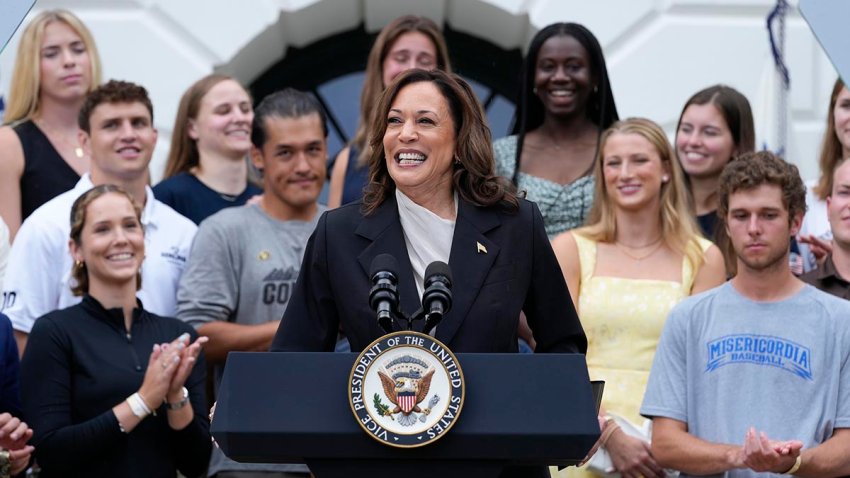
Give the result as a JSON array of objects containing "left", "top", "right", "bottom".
[
  {"left": 370, "top": 254, "right": 399, "bottom": 278},
  {"left": 424, "top": 261, "right": 452, "bottom": 284}
]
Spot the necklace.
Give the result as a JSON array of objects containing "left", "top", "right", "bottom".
[
  {"left": 614, "top": 236, "right": 664, "bottom": 261},
  {"left": 539, "top": 133, "right": 563, "bottom": 151},
  {"left": 35, "top": 118, "right": 84, "bottom": 158}
]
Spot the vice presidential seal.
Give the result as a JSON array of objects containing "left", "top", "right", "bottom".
[{"left": 348, "top": 331, "right": 464, "bottom": 448}]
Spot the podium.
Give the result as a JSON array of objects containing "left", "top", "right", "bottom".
[{"left": 212, "top": 352, "right": 600, "bottom": 478}]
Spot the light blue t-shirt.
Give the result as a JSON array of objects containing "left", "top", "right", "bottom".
[{"left": 641, "top": 282, "right": 850, "bottom": 478}]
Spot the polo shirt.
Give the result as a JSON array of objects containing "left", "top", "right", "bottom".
[
  {"left": 1, "top": 174, "right": 197, "bottom": 333},
  {"left": 800, "top": 254, "right": 850, "bottom": 301}
]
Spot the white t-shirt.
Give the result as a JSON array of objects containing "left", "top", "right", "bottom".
[
  {"left": 798, "top": 179, "right": 831, "bottom": 273},
  {"left": 1, "top": 174, "right": 197, "bottom": 333}
]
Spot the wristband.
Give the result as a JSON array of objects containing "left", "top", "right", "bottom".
[
  {"left": 598, "top": 416, "right": 620, "bottom": 447},
  {"left": 127, "top": 392, "right": 152, "bottom": 418},
  {"left": 137, "top": 391, "right": 156, "bottom": 416},
  {"left": 166, "top": 387, "right": 190, "bottom": 410},
  {"left": 782, "top": 455, "right": 802, "bottom": 475}
]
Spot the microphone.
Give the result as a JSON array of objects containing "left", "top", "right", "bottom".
[
  {"left": 421, "top": 261, "right": 452, "bottom": 335},
  {"left": 369, "top": 254, "right": 400, "bottom": 334}
]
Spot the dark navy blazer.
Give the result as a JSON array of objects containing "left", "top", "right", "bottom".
[{"left": 271, "top": 194, "right": 586, "bottom": 355}]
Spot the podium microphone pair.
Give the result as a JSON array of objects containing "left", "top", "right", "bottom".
[{"left": 368, "top": 254, "right": 452, "bottom": 335}]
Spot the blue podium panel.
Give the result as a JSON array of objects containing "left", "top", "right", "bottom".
[
  {"left": 800, "top": 0, "right": 850, "bottom": 84},
  {"left": 0, "top": 0, "right": 35, "bottom": 53},
  {"left": 213, "top": 352, "right": 599, "bottom": 470}
]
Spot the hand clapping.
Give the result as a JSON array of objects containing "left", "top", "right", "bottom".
[
  {"left": 0, "top": 413, "right": 34, "bottom": 476},
  {"left": 167, "top": 333, "right": 208, "bottom": 402},
  {"left": 737, "top": 427, "right": 802, "bottom": 474},
  {"left": 138, "top": 332, "right": 208, "bottom": 409}
]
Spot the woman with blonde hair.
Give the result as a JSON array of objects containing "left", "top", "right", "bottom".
[
  {"left": 552, "top": 118, "right": 725, "bottom": 478},
  {"left": 154, "top": 74, "right": 259, "bottom": 225},
  {"left": 327, "top": 14, "right": 452, "bottom": 208},
  {"left": 0, "top": 9, "right": 102, "bottom": 240}
]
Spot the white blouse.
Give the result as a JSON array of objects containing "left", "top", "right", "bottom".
[{"left": 395, "top": 189, "right": 456, "bottom": 298}]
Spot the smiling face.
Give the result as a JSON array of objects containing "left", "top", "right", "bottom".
[
  {"left": 383, "top": 81, "right": 456, "bottom": 201},
  {"left": 188, "top": 79, "right": 253, "bottom": 160},
  {"left": 381, "top": 31, "right": 438, "bottom": 88},
  {"left": 39, "top": 20, "right": 92, "bottom": 103},
  {"left": 833, "top": 86, "right": 850, "bottom": 159},
  {"left": 726, "top": 184, "right": 800, "bottom": 273},
  {"left": 602, "top": 132, "right": 670, "bottom": 212},
  {"left": 676, "top": 102, "right": 737, "bottom": 179},
  {"left": 251, "top": 113, "right": 326, "bottom": 219},
  {"left": 81, "top": 101, "right": 157, "bottom": 183},
  {"left": 828, "top": 160, "right": 850, "bottom": 248},
  {"left": 534, "top": 34, "right": 593, "bottom": 118},
  {"left": 70, "top": 192, "right": 144, "bottom": 291}
]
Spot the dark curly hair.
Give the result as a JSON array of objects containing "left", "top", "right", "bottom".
[
  {"left": 718, "top": 151, "right": 807, "bottom": 227},
  {"left": 78, "top": 79, "right": 153, "bottom": 133}
]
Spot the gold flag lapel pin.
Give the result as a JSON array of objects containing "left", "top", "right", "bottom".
[{"left": 476, "top": 242, "right": 487, "bottom": 254}]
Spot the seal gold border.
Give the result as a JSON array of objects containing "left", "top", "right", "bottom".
[{"left": 348, "top": 330, "right": 465, "bottom": 448}]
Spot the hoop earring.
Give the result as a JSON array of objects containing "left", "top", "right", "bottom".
[{"left": 533, "top": 87, "right": 538, "bottom": 94}]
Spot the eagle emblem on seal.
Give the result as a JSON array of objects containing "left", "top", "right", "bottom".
[{"left": 376, "top": 355, "right": 439, "bottom": 426}]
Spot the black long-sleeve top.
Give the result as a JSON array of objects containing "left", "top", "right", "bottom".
[{"left": 20, "top": 295, "right": 211, "bottom": 478}]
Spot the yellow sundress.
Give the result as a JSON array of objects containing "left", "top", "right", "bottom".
[{"left": 560, "top": 233, "right": 711, "bottom": 478}]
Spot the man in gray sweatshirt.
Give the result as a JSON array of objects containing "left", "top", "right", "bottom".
[{"left": 176, "top": 88, "right": 327, "bottom": 478}]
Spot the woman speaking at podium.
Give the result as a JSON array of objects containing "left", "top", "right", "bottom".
[{"left": 271, "top": 68, "right": 586, "bottom": 357}]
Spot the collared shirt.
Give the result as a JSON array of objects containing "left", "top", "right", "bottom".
[
  {"left": 800, "top": 254, "right": 850, "bottom": 301},
  {"left": 1, "top": 174, "right": 197, "bottom": 333}
]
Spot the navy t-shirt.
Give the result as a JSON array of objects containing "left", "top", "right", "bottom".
[{"left": 153, "top": 172, "right": 262, "bottom": 225}]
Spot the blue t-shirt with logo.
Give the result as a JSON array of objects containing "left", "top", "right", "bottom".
[{"left": 641, "top": 282, "right": 850, "bottom": 478}]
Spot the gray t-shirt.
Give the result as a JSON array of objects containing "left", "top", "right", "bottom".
[
  {"left": 641, "top": 282, "right": 850, "bottom": 478},
  {"left": 177, "top": 203, "right": 324, "bottom": 475}
]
